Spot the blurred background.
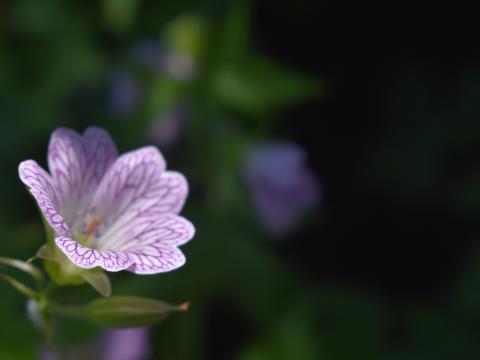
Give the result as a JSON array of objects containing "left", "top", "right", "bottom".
[{"left": 1, "top": 0, "right": 480, "bottom": 359}]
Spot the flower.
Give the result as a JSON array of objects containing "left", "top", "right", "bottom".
[
  {"left": 101, "top": 327, "right": 151, "bottom": 360},
  {"left": 244, "top": 142, "right": 320, "bottom": 235},
  {"left": 108, "top": 70, "right": 141, "bottom": 119},
  {"left": 40, "top": 327, "right": 151, "bottom": 360},
  {"left": 19, "top": 127, "right": 194, "bottom": 274}
]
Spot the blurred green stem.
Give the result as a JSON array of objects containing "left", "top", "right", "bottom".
[{"left": 0, "top": 273, "right": 38, "bottom": 299}]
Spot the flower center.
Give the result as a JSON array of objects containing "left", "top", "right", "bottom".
[
  {"left": 85, "top": 215, "right": 102, "bottom": 238},
  {"left": 76, "top": 215, "right": 102, "bottom": 247}
]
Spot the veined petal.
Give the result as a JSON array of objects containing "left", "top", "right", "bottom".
[
  {"left": 104, "top": 213, "right": 195, "bottom": 249},
  {"left": 55, "top": 213, "right": 193, "bottom": 273},
  {"left": 123, "top": 214, "right": 194, "bottom": 274},
  {"left": 48, "top": 127, "right": 117, "bottom": 228},
  {"left": 80, "top": 127, "right": 119, "bottom": 207},
  {"left": 19, "top": 160, "right": 70, "bottom": 236},
  {"left": 146, "top": 171, "right": 189, "bottom": 215},
  {"left": 88, "top": 147, "right": 166, "bottom": 234},
  {"left": 98, "top": 214, "right": 194, "bottom": 274},
  {"left": 55, "top": 236, "right": 132, "bottom": 272},
  {"left": 127, "top": 246, "right": 186, "bottom": 274}
]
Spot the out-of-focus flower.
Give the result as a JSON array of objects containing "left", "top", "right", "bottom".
[
  {"left": 40, "top": 347, "right": 60, "bottom": 360},
  {"left": 41, "top": 327, "right": 151, "bottom": 360},
  {"left": 19, "top": 127, "right": 195, "bottom": 274},
  {"left": 148, "top": 103, "right": 188, "bottom": 149},
  {"left": 131, "top": 40, "right": 196, "bottom": 82},
  {"left": 107, "top": 70, "right": 141, "bottom": 118},
  {"left": 244, "top": 142, "right": 320, "bottom": 235},
  {"left": 101, "top": 327, "right": 151, "bottom": 360}
]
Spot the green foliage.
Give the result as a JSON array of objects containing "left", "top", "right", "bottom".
[
  {"left": 103, "top": 0, "right": 140, "bottom": 33},
  {"left": 214, "top": 56, "right": 321, "bottom": 116},
  {"left": 163, "top": 14, "right": 206, "bottom": 58},
  {"left": 238, "top": 305, "right": 321, "bottom": 360}
]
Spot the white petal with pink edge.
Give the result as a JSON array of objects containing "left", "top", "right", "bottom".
[
  {"left": 19, "top": 160, "right": 70, "bottom": 236},
  {"left": 55, "top": 236, "right": 132, "bottom": 272},
  {"left": 87, "top": 147, "right": 166, "bottom": 230},
  {"left": 47, "top": 127, "right": 117, "bottom": 228}
]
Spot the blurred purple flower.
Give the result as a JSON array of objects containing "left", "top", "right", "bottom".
[
  {"left": 41, "top": 327, "right": 151, "bottom": 360},
  {"left": 131, "top": 40, "right": 195, "bottom": 82},
  {"left": 108, "top": 70, "right": 141, "bottom": 118},
  {"left": 148, "top": 103, "right": 188, "bottom": 149},
  {"left": 102, "top": 327, "right": 151, "bottom": 360},
  {"left": 244, "top": 142, "right": 320, "bottom": 235},
  {"left": 40, "top": 347, "right": 60, "bottom": 360}
]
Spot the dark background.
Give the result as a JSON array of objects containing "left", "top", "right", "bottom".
[{"left": 257, "top": 20, "right": 477, "bottom": 297}]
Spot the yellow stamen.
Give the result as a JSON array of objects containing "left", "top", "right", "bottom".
[{"left": 85, "top": 216, "right": 101, "bottom": 238}]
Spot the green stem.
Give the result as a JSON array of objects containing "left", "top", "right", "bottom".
[
  {"left": 0, "top": 273, "right": 39, "bottom": 299},
  {"left": 36, "top": 281, "right": 57, "bottom": 343},
  {"left": 48, "top": 302, "right": 87, "bottom": 319},
  {"left": 0, "top": 255, "right": 44, "bottom": 289}
]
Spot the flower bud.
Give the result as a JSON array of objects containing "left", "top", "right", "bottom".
[{"left": 53, "top": 296, "right": 189, "bottom": 328}]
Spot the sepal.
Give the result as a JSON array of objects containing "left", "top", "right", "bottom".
[{"left": 37, "top": 245, "right": 111, "bottom": 297}]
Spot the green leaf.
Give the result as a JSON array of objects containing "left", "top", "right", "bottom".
[
  {"left": 213, "top": 56, "right": 322, "bottom": 116},
  {"left": 52, "top": 296, "right": 190, "bottom": 328}
]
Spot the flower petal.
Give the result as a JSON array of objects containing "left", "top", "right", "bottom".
[
  {"left": 55, "top": 213, "right": 193, "bottom": 273},
  {"left": 88, "top": 146, "right": 166, "bottom": 235},
  {"left": 146, "top": 171, "right": 189, "bottom": 215},
  {"left": 81, "top": 127, "right": 119, "bottom": 199},
  {"left": 19, "top": 160, "right": 70, "bottom": 236},
  {"left": 97, "top": 214, "right": 194, "bottom": 274},
  {"left": 55, "top": 236, "right": 132, "bottom": 272},
  {"left": 47, "top": 127, "right": 117, "bottom": 228},
  {"left": 127, "top": 246, "right": 186, "bottom": 274},
  {"left": 124, "top": 214, "right": 194, "bottom": 274}
]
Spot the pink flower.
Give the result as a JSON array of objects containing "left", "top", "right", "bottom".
[
  {"left": 101, "top": 327, "right": 151, "bottom": 360},
  {"left": 40, "top": 327, "right": 151, "bottom": 360},
  {"left": 108, "top": 70, "right": 141, "bottom": 118},
  {"left": 19, "top": 127, "right": 194, "bottom": 274}
]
